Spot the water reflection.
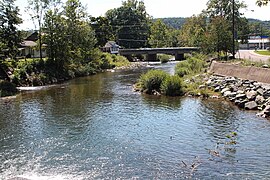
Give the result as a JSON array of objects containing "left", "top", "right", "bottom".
[
  {"left": 198, "top": 99, "right": 239, "bottom": 141},
  {"left": 141, "top": 95, "right": 183, "bottom": 110},
  {"left": 1, "top": 63, "right": 270, "bottom": 179}
]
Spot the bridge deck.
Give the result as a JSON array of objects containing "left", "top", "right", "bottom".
[{"left": 119, "top": 47, "right": 199, "bottom": 55}]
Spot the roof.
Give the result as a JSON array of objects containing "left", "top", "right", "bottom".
[
  {"left": 20, "top": 40, "right": 37, "bottom": 47},
  {"left": 25, "top": 32, "right": 39, "bottom": 41},
  {"left": 104, "top": 41, "right": 120, "bottom": 48}
]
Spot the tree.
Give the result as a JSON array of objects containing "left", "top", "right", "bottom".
[
  {"left": 105, "top": 0, "right": 150, "bottom": 48},
  {"left": 43, "top": 8, "right": 69, "bottom": 70},
  {"left": 257, "top": 0, "right": 269, "bottom": 6},
  {"left": 148, "top": 19, "right": 171, "bottom": 48},
  {"left": 27, "top": 0, "right": 51, "bottom": 60},
  {"left": 178, "top": 15, "right": 207, "bottom": 48},
  {"left": 90, "top": 16, "right": 114, "bottom": 47},
  {"left": 0, "top": 0, "right": 22, "bottom": 59},
  {"left": 207, "top": 16, "right": 233, "bottom": 56},
  {"left": 43, "top": 0, "right": 96, "bottom": 69},
  {"left": 63, "top": 0, "right": 96, "bottom": 63}
]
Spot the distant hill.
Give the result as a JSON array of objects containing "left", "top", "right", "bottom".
[
  {"left": 248, "top": 18, "right": 270, "bottom": 30},
  {"left": 153, "top": 17, "right": 187, "bottom": 29},
  {"left": 154, "top": 17, "right": 270, "bottom": 32}
]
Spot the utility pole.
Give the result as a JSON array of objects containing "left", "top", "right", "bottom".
[{"left": 232, "top": 0, "right": 235, "bottom": 59}]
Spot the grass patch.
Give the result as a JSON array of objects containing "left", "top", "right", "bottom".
[{"left": 254, "top": 50, "right": 270, "bottom": 56}]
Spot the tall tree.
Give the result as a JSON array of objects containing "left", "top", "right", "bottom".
[
  {"left": 90, "top": 16, "right": 114, "bottom": 47},
  {"left": 43, "top": 7, "right": 69, "bottom": 70},
  {"left": 27, "top": 0, "right": 51, "bottom": 60},
  {"left": 105, "top": 0, "right": 150, "bottom": 48},
  {"left": 0, "top": 0, "right": 22, "bottom": 59},
  {"left": 207, "top": 16, "right": 233, "bottom": 56},
  {"left": 178, "top": 15, "right": 207, "bottom": 48},
  {"left": 63, "top": 0, "right": 96, "bottom": 63},
  {"left": 148, "top": 19, "right": 172, "bottom": 48}
]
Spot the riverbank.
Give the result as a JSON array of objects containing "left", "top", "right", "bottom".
[{"left": 205, "top": 75, "right": 270, "bottom": 118}]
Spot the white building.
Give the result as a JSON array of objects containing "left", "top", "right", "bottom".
[{"left": 239, "top": 36, "right": 270, "bottom": 50}]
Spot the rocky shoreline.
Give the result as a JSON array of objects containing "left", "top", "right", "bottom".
[{"left": 206, "top": 75, "right": 270, "bottom": 118}]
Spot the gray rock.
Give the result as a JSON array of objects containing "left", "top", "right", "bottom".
[
  {"left": 255, "top": 95, "right": 265, "bottom": 105},
  {"left": 235, "top": 99, "right": 249, "bottom": 109},
  {"left": 257, "top": 88, "right": 264, "bottom": 96},
  {"left": 246, "top": 90, "right": 257, "bottom": 100},
  {"left": 245, "top": 101, "right": 258, "bottom": 110},
  {"left": 224, "top": 91, "right": 233, "bottom": 97},
  {"left": 221, "top": 88, "right": 230, "bottom": 94},
  {"left": 235, "top": 93, "right": 246, "bottom": 99},
  {"left": 214, "top": 86, "right": 221, "bottom": 92}
]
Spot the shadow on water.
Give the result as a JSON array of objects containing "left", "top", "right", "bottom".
[{"left": 141, "top": 94, "right": 183, "bottom": 111}]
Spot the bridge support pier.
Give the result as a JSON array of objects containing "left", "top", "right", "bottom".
[
  {"left": 175, "top": 53, "right": 184, "bottom": 60},
  {"left": 146, "top": 54, "right": 157, "bottom": 61}
]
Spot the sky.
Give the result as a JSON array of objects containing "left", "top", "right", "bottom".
[{"left": 15, "top": 0, "right": 270, "bottom": 30}]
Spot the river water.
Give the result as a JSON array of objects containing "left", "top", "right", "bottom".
[{"left": 1, "top": 62, "right": 270, "bottom": 179}]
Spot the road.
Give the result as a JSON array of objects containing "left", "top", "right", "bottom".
[{"left": 236, "top": 50, "right": 270, "bottom": 62}]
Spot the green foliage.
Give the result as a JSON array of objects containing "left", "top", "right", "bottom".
[
  {"left": 139, "top": 69, "right": 169, "bottom": 94},
  {"left": 157, "top": 54, "right": 172, "bottom": 63},
  {"left": 175, "top": 62, "right": 191, "bottom": 77},
  {"left": 178, "top": 15, "right": 207, "bottom": 48},
  {"left": 254, "top": 50, "right": 270, "bottom": 56},
  {"left": 90, "top": 16, "right": 114, "bottom": 47},
  {"left": 175, "top": 55, "right": 206, "bottom": 77},
  {"left": 0, "top": 80, "right": 17, "bottom": 97},
  {"left": 0, "top": 0, "right": 22, "bottom": 59},
  {"left": 155, "top": 17, "right": 187, "bottom": 29},
  {"left": 105, "top": 0, "right": 150, "bottom": 48},
  {"left": 149, "top": 19, "right": 172, "bottom": 48},
  {"left": 99, "top": 53, "right": 130, "bottom": 69},
  {"left": 161, "top": 75, "right": 184, "bottom": 96}
]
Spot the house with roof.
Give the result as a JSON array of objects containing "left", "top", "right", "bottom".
[
  {"left": 101, "top": 41, "right": 120, "bottom": 54},
  {"left": 19, "top": 32, "right": 47, "bottom": 58}
]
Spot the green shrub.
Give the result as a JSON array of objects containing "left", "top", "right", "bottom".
[
  {"left": 139, "top": 69, "right": 169, "bottom": 94},
  {"left": 161, "top": 75, "right": 184, "bottom": 96},
  {"left": 157, "top": 54, "right": 172, "bottom": 63},
  {"left": 175, "top": 61, "right": 191, "bottom": 77},
  {"left": 100, "top": 53, "right": 130, "bottom": 69},
  {"left": 0, "top": 80, "right": 17, "bottom": 97},
  {"left": 175, "top": 55, "right": 206, "bottom": 77}
]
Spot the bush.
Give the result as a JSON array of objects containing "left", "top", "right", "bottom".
[
  {"left": 139, "top": 69, "right": 169, "bottom": 94},
  {"left": 100, "top": 53, "right": 130, "bottom": 69},
  {"left": 175, "top": 55, "right": 206, "bottom": 77},
  {"left": 161, "top": 75, "right": 184, "bottom": 96},
  {"left": 0, "top": 80, "right": 17, "bottom": 97},
  {"left": 157, "top": 54, "right": 172, "bottom": 63},
  {"left": 175, "top": 61, "right": 191, "bottom": 77}
]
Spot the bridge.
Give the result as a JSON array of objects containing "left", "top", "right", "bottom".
[{"left": 118, "top": 47, "right": 200, "bottom": 61}]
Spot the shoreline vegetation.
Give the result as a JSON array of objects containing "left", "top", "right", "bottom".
[
  {"left": 134, "top": 53, "right": 270, "bottom": 118},
  {"left": 0, "top": 52, "right": 131, "bottom": 97}
]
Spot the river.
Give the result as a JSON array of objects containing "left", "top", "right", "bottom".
[{"left": 1, "top": 62, "right": 270, "bottom": 179}]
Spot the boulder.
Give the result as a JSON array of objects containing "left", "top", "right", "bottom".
[
  {"left": 245, "top": 101, "right": 258, "bottom": 110},
  {"left": 255, "top": 95, "right": 265, "bottom": 105},
  {"left": 235, "top": 99, "right": 249, "bottom": 109},
  {"left": 257, "top": 88, "right": 264, "bottom": 96},
  {"left": 235, "top": 93, "right": 246, "bottom": 99},
  {"left": 221, "top": 88, "right": 230, "bottom": 94},
  {"left": 246, "top": 90, "right": 257, "bottom": 100}
]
